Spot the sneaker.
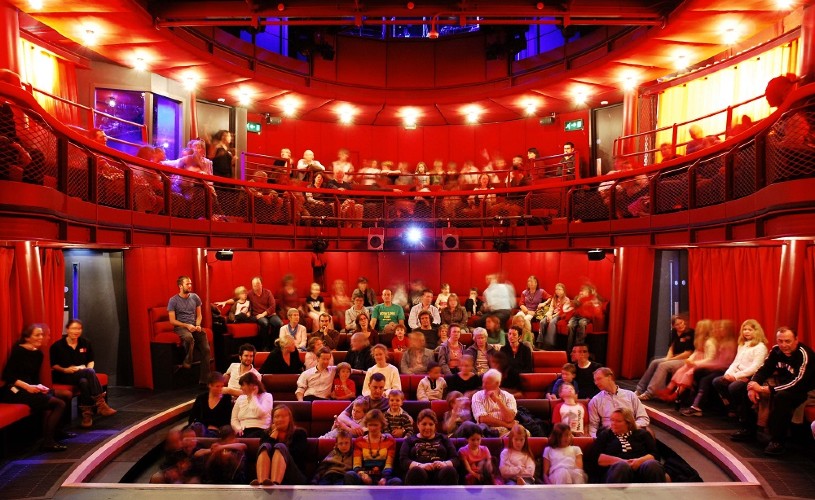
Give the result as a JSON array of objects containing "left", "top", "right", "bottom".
[
  {"left": 763, "top": 441, "right": 785, "bottom": 456},
  {"left": 730, "top": 428, "right": 756, "bottom": 442},
  {"left": 680, "top": 406, "right": 703, "bottom": 417},
  {"left": 638, "top": 392, "right": 652, "bottom": 401}
]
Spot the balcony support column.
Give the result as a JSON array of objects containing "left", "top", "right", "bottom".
[
  {"left": 775, "top": 239, "right": 806, "bottom": 332},
  {"left": 0, "top": 4, "right": 21, "bottom": 85},
  {"left": 621, "top": 89, "right": 638, "bottom": 158},
  {"left": 800, "top": 2, "right": 815, "bottom": 85}
]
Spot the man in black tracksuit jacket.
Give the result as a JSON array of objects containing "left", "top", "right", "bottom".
[{"left": 732, "top": 327, "right": 814, "bottom": 455}]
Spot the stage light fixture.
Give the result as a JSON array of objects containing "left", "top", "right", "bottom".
[
  {"left": 587, "top": 249, "right": 606, "bottom": 261},
  {"left": 368, "top": 229, "right": 385, "bottom": 250},
  {"left": 405, "top": 227, "right": 423, "bottom": 245},
  {"left": 215, "top": 250, "right": 234, "bottom": 261}
]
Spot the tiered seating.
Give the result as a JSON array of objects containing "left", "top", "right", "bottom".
[{"left": 148, "top": 307, "right": 215, "bottom": 390}]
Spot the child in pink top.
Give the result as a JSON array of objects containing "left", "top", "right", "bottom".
[
  {"left": 390, "top": 324, "right": 409, "bottom": 351},
  {"left": 458, "top": 424, "right": 494, "bottom": 485}
]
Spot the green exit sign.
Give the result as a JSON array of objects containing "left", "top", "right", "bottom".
[
  {"left": 246, "top": 121, "right": 262, "bottom": 133},
  {"left": 564, "top": 118, "right": 584, "bottom": 131}
]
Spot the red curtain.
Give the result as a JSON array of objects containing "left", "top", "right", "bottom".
[
  {"left": 608, "top": 247, "right": 656, "bottom": 378},
  {"left": 796, "top": 246, "right": 815, "bottom": 348},
  {"left": 0, "top": 248, "right": 23, "bottom": 373},
  {"left": 688, "top": 247, "right": 782, "bottom": 336},
  {"left": 40, "top": 249, "right": 65, "bottom": 386}
]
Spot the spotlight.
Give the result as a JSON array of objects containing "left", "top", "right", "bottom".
[
  {"left": 215, "top": 250, "right": 234, "bottom": 261},
  {"left": 182, "top": 75, "right": 197, "bottom": 91},
  {"left": 108, "top": 96, "right": 116, "bottom": 108},
  {"left": 493, "top": 238, "right": 510, "bottom": 252},
  {"left": 133, "top": 57, "right": 147, "bottom": 72},
  {"left": 405, "top": 227, "right": 423, "bottom": 245},
  {"left": 587, "top": 249, "right": 606, "bottom": 261},
  {"left": 82, "top": 28, "right": 98, "bottom": 46},
  {"left": 29, "top": 0, "right": 44, "bottom": 9}
]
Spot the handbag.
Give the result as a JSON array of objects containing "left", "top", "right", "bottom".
[{"left": 534, "top": 298, "right": 552, "bottom": 320}]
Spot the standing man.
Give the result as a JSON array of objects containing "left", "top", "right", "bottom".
[
  {"left": 371, "top": 289, "right": 405, "bottom": 335},
  {"left": 248, "top": 276, "right": 282, "bottom": 349},
  {"left": 408, "top": 289, "right": 441, "bottom": 329},
  {"left": 167, "top": 276, "right": 211, "bottom": 386},
  {"left": 731, "top": 327, "right": 815, "bottom": 455},
  {"left": 478, "top": 275, "right": 514, "bottom": 329}
]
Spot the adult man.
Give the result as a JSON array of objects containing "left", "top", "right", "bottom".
[
  {"left": 408, "top": 289, "right": 441, "bottom": 329},
  {"left": 478, "top": 275, "right": 514, "bottom": 328},
  {"left": 571, "top": 343, "right": 602, "bottom": 399},
  {"left": 222, "top": 343, "right": 260, "bottom": 397},
  {"left": 344, "top": 295, "right": 368, "bottom": 331},
  {"left": 588, "top": 367, "right": 649, "bottom": 437},
  {"left": 685, "top": 125, "right": 706, "bottom": 154},
  {"left": 560, "top": 141, "right": 576, "bottom": 178},
  {"left": 351, "top": 276, "right": 377, "bottom": 308},
  {"left": 471, "top": 368, "right": 518, "bottom": 436},
  {"left": 659, "top": 143, "right": 681, "bottom": 163},
  {"left": 167, "top": 276, "right": 211, "bottom": 386},
  {"left": 248, "top": 276, "right": 282, "bottom": 349},
  {"left": 412, "top": 310, "right": 440, "bottom": 349},
  {"left": 295, "top": 347, "right": 337, "bottom": 401},
  {"left": 371, "top": 288, "right": 405, "bottom": 335},
  {"left": 500, "top": 326, "right": 533, "bottom": 373},
  {"left": 309, "top": 312, "right": 340, "bottom": 350},
  {"left": 731, "top": 327, "right": 815, "bottom": 455},
  {"left": 636, "top": 316, "right": 695, "bottom": 400},
  {"left": 345, "top": 332, "right": 376, "bottom": 371},
  {"left": 337, "top": 372, "right": 389, "bottom": 436}
]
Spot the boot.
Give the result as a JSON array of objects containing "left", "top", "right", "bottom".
[
  {"left": 95, "top": 393, "right": 117, "bottom": 417},
  {"left": 80, "top": 406, "right": 94, "bottom": 428}
]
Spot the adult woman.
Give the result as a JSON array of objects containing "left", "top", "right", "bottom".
[
  {"left": 304, "top": 172, "right": 335, "bottom": 218},
  {"left": 440, "top": 293, "right": 468, "bottom": 327},
  {"left": 463, "top": 173, "right": 495, "bottom": 217},
  {"left": 675, "top": 319, "right": 737, "bottom": 409},
  {"left": 355, "top": 312, "right": 380, "bottom": 347},
  {"left": 517, "top": 275, "right": 548, "bottom": 322},
  {"left": 465, "top": 328, "right": 496, "bottom": 376},
  {"left": 231, "top": 372, "right": 274, "bottom": 439},
  {"left": 253, "top": 404, "right": 309, "bottom": 486},
  {"left": 636, "top": 315, "right": 694, "bottom": 400},
  {"left": 537, "top": 283, "right": 569, "bottom": 349},
  {"left": 436, "top": 325, "right": 466, "bottom": 376},
  {"left": 259, "top": 336, "right": 304, "bottom": 375},
  {"left": 209, "top": 130, "right": 234, "bottom": 178},
  {"left": 189, "top": 372, "right": 234, "bottom": 437},
  {"left": 363, "top": 344, "right": 401, "bottom": 396},
  {"left": 510, "top": 314, "right": 535, "bottom": 346},
  {"left": 50, "top": 319, "right": 116, "bottom": 428},
  {"left": 345, "top": 409, "right": 402, "bottom": 486},
  {"left": 331, "top": 279, "right": 352, "bottom": 332},
  {"left": 712, "top": 319, "right": 769, "bottom": 419},
  {"left": 399, "top": 331, "right": 435, "bottom": 375},
  {"left": 444, "top": 354, "right": 482, "bottom": 396},
  {"left": 500, "top": 326, "right": 533, "bottom": 374},
  {"left": 595, "top": 408, "right": 665, "bottom": 483},
  {"left": 304, "top": 337, "right": 335, "bottom": 370},
  {"left": 484, "top": 315, "right": 506, "bottom": 347},
  {"left": 399, "top": 409, "right": 460, "bottom": 485},
  {"left": 2, "top": 324, "right": 68, "bottom": 451},
  {"left": 279, "top": 308, "right": 308, "bottom": 351}
]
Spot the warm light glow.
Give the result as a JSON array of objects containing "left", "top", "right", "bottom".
[
  {"left": 237, "top": 89, "right": 252, "bottom": 107},
  {"left": 108, "top": 96, "right": 116, "bottom": 108},
  {"left": 721, "top": 22, "right": 742, "bottom": 45},
  {"left": 673, "top": 50, "right": 690, "bottom": 70},
  {"left": 337, "top": 104, "right": 356, "bottom": 124},
  {"left": 573, "top": 90, "right": 588, "bottom": 105},
  {"left": 29, "top": 0, "right": 44, "bottom": 9},
  {"left": 401, "top": 107, "right": 420, "bottom": 127},
  {"left": 133, "top": 57, "right": 147, "bottom": 72},
  {"left": 182, "top": 75, "right": 198, "bottom": 91},
  {"left": 776, "top": 0, "right": 795, "bottom": 9},
  {"left": 462, "top": 105, "right": 482, "bottom": 124},
  {"left": 280, "top": 96, "right": 300, "bottom": 117},
  {"left": 621, "top": 72, "right": 638, "bottom": 92},
  {"left": 217, "top": 98, "right": 226, "bottom": 103},
  {"left": 521, "top": 98, "right": 539, "bottom": 116},
  {"left": 81, "top": 27, "right": 98, "bottom": 46}
]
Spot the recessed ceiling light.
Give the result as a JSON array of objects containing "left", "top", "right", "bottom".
[
  {"left": 238, "top": 90, "right": 251, "bottom": 106},
  {"left": 29, "top": 0, "right": 43, "bottom": 9},
  {"left": 573, "top": 90, "right": 588, "bottom": 105},
  {"left": 217, "top": 97, "right": 226, "bottom": 103},
  {"left": 280, "top": 96, "right": 300, "bottom": 117},
  {"left": 401, "top": 107, "right": 419, "bottom": 127},
  {"left": 600, "top": 100, "right": 609, "bottom": 105},
  {"left": 81, "top": 28, "right": 98, "bottom": 46},
  {"left": 462, "top": 104, "right": 482, "bottom": 124},
  {"left": 182, "top": 75, "right": 197, "bottom": 91},
  {"left": 133, "top": 57, "right": 147, "bottom": 72},
  {"left": 337, "top": 104, "right": 355, "bottom": 124}
]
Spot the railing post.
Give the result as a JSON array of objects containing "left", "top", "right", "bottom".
[
  {"left": 88, "top": 155, "right": 98, "bottom": 204},
  {"left": 123, "top": 165, "right": 133, "bottom": 210},
  {"left": 725, "top": 105, "right": 734, "bottom": 137},
  {"left": 671, "top": 124, "right": 678, "bottom": 150},
  {"left": 755, "top": 130, "right": 767, "bottom": 189},
  {"left": 161, "top": 173, "right": 171, "bottom": 216}
]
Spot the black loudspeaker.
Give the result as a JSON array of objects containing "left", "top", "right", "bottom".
[
  {"left": 367, "top": 230, "right": 384, "bottom": 251},
  {"left": 587, "top": 249, "right": 606, "bottom": 261},
  {"left": 215, "top": 250, "right": 234, "bottom": 261},
  {"left": 442, "top": 233, "right": 459, "bottom": 250},
  {"left": 539, "top": 116, "right": 556, "bottom": 125}
]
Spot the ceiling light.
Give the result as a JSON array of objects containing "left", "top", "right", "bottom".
[
  {"left": 182, "top": 75, "right": 197, "bottom": 91},
  {"left": 721, "top": 22, "right": 742, "bottom": 45},
  {"left": 600, "top": 100, "right": 609, "bottom": 105},
  {"left": 217, "top": 98, "right": 226, "bottom": 103},
  {"left": 81, "top": 28, "right": 98, "bottom": 47},
  {"left": 406, "top": 2, "right": 415, "bottom": 9},
  {"left": 573, "top": 90, "right": 588, "bottom": 105},
  {"left": 463, "top": 105, "right": 482, "bottom": 124},
  {"left": 337, "top": 104, "right": 355, "bottom": 124},
  {"left": 673, "top": 51, "right": 690, "bottom": 70},
  {"left": 401, "top": 107, "right": 419, "bottom": 127},
  {"left": 237, "top": 90, "right": 251, "bottom": 106},
  {"left": 108, "top": 96, "right": 116, "bottom": 108},
  {"left": 29, "top": 0, "right": 43, "bottom": 9},
  {"left": 280, "top": 96, "right": 300, "bottom": 117},
  {"left": 522, "top": 99, "right": 538, "bottom": 116},
  {"left": 775, "top": 0, "right": 795, "bottom": 9},
  {"left": 536, "top": 2, "right": 545, "bottom": 9},
  {"left": 133, "top": 57, "right": 147, "bottom": 72},
  {"left": 277, "top": 2, "right": 285, "bottom": 11},
  {"left": 621, "top": 73, "right": 638, "bottom": 92}
]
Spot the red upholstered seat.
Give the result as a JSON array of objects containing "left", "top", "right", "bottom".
[
  {"left": 532, "top": 350, "right": 568, "bottom": 373},
  {"left": 52, "top": 373, "right": 109, "bottom": 397},
  {"left": 148, "top": 306, "right": 214, "bottom": 345},
  {"left": 0, "top": 404, "right": 31, "bottom": 428},
  {"left": 805, "top": 405, "right": 815, "bottom": 424},
  {"left": 519, "top": 372, "right": 558, "bottom": 399},
  {"left": 551, "top": 399, "right": 590, "bottom": 428},
  {"left": 226, "top": 323, "right": 258, "bottom": 339}
]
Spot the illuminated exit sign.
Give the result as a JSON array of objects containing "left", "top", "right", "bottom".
[
  {"left": 246, "top": 121, "right": 262, "bottom": 133},
  {"left": 564, "top": 118, "right": 584, "bottom": 131}
]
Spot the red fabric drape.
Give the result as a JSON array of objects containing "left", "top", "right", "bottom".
[
  {"left": 608, "top": 247, "right": 656, "bottom": 378},
  {"left": 0, "top": 248, "right": 23, "bottom": 373},
  {"left": 688, "top": 247, "right": 782, "bottom": 336},
  {"left": 41, "top": 249, "right": 65, "bottom": 386},
  {"left": 795, "top": 246, "right": 815, "bottom": 348}
]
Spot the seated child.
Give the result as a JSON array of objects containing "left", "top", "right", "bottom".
[
  {"left": 322, "top": 397, "right": 368, "bottom": 438},
  {"left": 228, "top": 286, "right": 255, "bottom": 323},
  {"left": 547, "top": 363, "right": 579, "bottom": 400},
  {"left": 442, "top": 391, "right": 473, "bottom": 437},
  {"left": 416, "top": 361, "right": 447, "bottom": 401},
  {"left": 459, "top": 424, "right": 495, "bottom": 485},
  {"left": 331, "top": 362, "right": 356, "bottom": 400},
  {"left": 150, "top": 427, "right": 205, "bottom": 484},
  {"left": 390, "top": 324, "right": 409, "bottom": 352},
  {"left": 311, "top": 429, "right": 354, "bottom": 485},
  {"left": 557, "top": 383, "right": 585, "bottom": 436},
  {"left": 543, "top": 423, "right": 587, "bottom": 484},
  {"left": 202, "top": 425, "right": 248, "bottom": 485},
  {"left": 499, "top": 424, "right": 537, "bottom": 485},
  {"left": 383, "top": 390, "right": 413, "bottom": 438}
]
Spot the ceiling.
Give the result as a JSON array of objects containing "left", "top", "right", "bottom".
[{"left": 9, "top": 0, "right": 804, "bottom": 126}]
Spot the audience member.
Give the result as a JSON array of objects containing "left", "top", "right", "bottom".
[
  {"left": 547, "top": 363, "right": 579, "bottom": 400},
  {"left": 303, "top": 282, "right": 327, "bottom": 329},
  {"left": 484, "top": 315, "right": 506, "bottom": 347},
  {"left": 351, "top": 276, "right": 377, "bottom": 308},
  {"left": 345, "top": 295, "right": 368, "bottom": 331},
  {"left": 189, "top": 372, "right": 234, "bottom": 437},
  {"left": 150, "top": 427, "right": 204, "bottom": 484},
  {"left": 390, "top": 324, "right": 409, "bottom": 351},
  {"left": 309, "top": 312, "right": 340, "bottom": 350},
  {"left": 259, "top": 336, "right": 304, "bottom": 375},
  {"left": 167, "top": 276, "right": 211, "bottom": 386},
  {"left": 400, "top": 331, "right": 435, "bottom": 375},
  {"left": 311, "top": 429, "right": 354, "bottom": 485},
  {"left": 479, "top": 274, "right": 515, "bottom": 328},
  {"left": 459, "top": 424, "right": 495, "bottom": 485},
  {"left": 636, "top": 315, "right": 694, "bottom": 400},
  {"left": 230, "top": 372, "right": 274, "bottom": 438},
  {"left": 417, "top": 361, "right": 447, "bottom": 401},
  {"left": 279, "top": 308, "right": 308, "bottom": 351},
  {"left": 248, "top": 276, "right": 283, "bottom": 349},
  {"left": 471, "top": 369, "right": 518, "bottom": 436},
  {"left": 408, "top": 289, "right": 442, "bottom": 329},
  {"left": 201, "top": 426, "right": 248, "bottom": 485},
  {"left": 363, "top": 344, "right": 401, "bottom": 396},
  {"left": 440, "top": 293, "right": 468, "bottom": 327},
  {"left": 400, "top": 409, "right": 460, "bottom": 485},
  {"left": 227, "top": 286, "right": 255, "bottom": 324},
  {"left": 500, "top": 326, "right": 533, "bottom": 373},
  {"left": 685, "top": 124, "right": 706, "bottom": 154},
  {"left": 466, "top": 328, "right": 496, "bottom": 376},
  {"left": 223, "top": 343, "right": 260, "bottom": 397},
  {"left": 437, "top": 323, "right": 466, "bottom": 376},
  {"left": 557, "top": 383, "right": 585, "bottom": 436},
  {"left": 571, "top": 343, "right": 602, "bottom": 399},
  {"left": 337, "top": 373, "right": 389, "bottom": 435},
  {"left": 464, "top": 287, "right": 484, "bottom": 318},
  {"left": 658, "top": 142, "right": 681, "bottom": 163},
  {"left": 253, "top": 404, "right": 309, "bottom": 486},
  {"left": 295, "top": 347, "right": 338, "bottom": 401},
  {"left": 594, "top": 408, "right": 665, "bottom": 483},
  {"left": 354, "top": 312, "right": 380, "bottom": 346},
  {"left": 276, "top": 274, "right": 301, "bottom": 317},
  {"left": 537, "top": 283, "right": 569, "bottom": 349},
  {"left": 331, "top": 362, "right": 356, "bottom": 400},
  {"left": 678, "top": 319, "right": 737, "bottom": 413},
  {"left": 588, "top": 367, "right": 649, "bottom": 437},
  {"left": 345, "top": 332, "right": 376, "bottom": 371},
  {"left": 517, "top": 275, "right": 548, "bottom": 322},
  {"left": 383, "top": 389, "right": 414, "bottom": 438},
  {"left": 345, "top": 409, "right": 402, "bottom": 485},
  {"left": 412, "top": 310, "right": 440, "bottom": 348},
  {"left": 488, "top": 350, "right": 522, "bottom": 396},
  {"left": 296, "top": 149, "right": 325, "bottom": 181},
  {"left": 500, "top": 423, "right": 537, "bottom": 485},
  {"left": 711, "top": 319, "right": 768, "bottom": 419},
  {"left": 304, "top": 338, "right": 333, "bottom": 370},
  {"left": 543, "top": 422, "right": 587, "bottom": 484},
  {"left": 565, "top": 284, "right": 603, "bottom": 350},
  {"left": 370, "top": 288, "right": 405, "bottom": 334}
]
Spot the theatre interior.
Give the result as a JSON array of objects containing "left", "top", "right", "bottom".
[{"left": 0, "top": 0, "right": 814, "bottom": 498}]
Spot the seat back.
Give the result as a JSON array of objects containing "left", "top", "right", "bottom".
[{"left": 532, "top": 350, "right": 568, "bottom": 373}]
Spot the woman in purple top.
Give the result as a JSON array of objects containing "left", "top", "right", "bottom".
[{"left": 517, "top": 275, "right": 549, "bottom": 322}]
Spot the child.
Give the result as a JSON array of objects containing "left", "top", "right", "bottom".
[
  {"left": 383, "top": 390, "right": 413, "bottom": 438},
  {"left": 557, "top": 383, "right": 585, "bottom": 436},
  {"left": 416, "top": 361, "right": 447, "bottom": 401},
  {"left": 464, "top": 287, "right": 483, "bottom": 317},
  {"left": 362, "top": 344, "right": 402, "bottom": 396},
  {"left": 442, "top": 391, "right": 475, "bottom": 437},
  {"left": 322, "top": 397, "right": 368, "bottom": 438},
  {"left": 435, "top": 283, "right": 451, "bottom": 309},
  {"left": 390, "top": 324, "right": 409, "bottom": 351},
  {"left": 305, "top": 282, "right": 327, "bottom": 329},
  {"left": 547, "top": 363, "right": 579, "bottom": 400},
  {"left": 459, "top": 425, "right": 495, "bottom": 485},
  {"left": 331, "top": 362, "right": 356, "bottom": 400},
  {"left": 202, "top": 425, "right": 248, "bottom": 485},
  {"left": 311, "top": 429, "right": 354, "bottom": 485},
  {"left": 436, "top": 324, "right": 450, "bottom": 351},
  {"left": 499, "top": 424, "right": 537, "bottom": 485},
  {"left": 543, "top": 423, "right": 587, "bottom": 484},
  {"left": 228, "top": 286, "right": 254, "bottom": 323},
  {"left": 150, "top": 427, "right": 205, "bottom": 484}
]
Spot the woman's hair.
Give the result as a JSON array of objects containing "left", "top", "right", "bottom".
[
  {"left": 671, "top": 314, "right": 688, "bottom": 327},
  {"left": 335, "top": 428, "right": 352, "bottom": 441},
  {"left": 336, "top": 362, "right": 351, "bottom": 374},
  {"left": 212, "top": 130, "right": 231, "bottom": 143},
  {"left": 307, "top": 336, "right": 323, "bottom": 352},
  {"left": 554, "top": 283, "right": 567, "bottom": 298},
  {"left": 445, "top": 390, "right": 463, "bottom": 406},
  {"left": 548, "top": 422, "right": 572, "bottom": 448},
  {"left": 287, "top": 308, "right": 299, "bottom": 319},
  {"left": 208, "top": 371, "right": 225, "bottom": 385},
  {"left": 275, "top": 335, "right": 295, "bottom": 349},
  {"left": 506, "top": 424, "right": 534, "bottom": 459},
  {"left": 447, "top": 293, "right": 459, "bottom": 306},
  {"left": 738, "top": 319, "right": 767, "bottom": 347},
  {"left": 416, "top": 408, "right": 438, "bottom": 425},
  {"left": 371, "top": 343, "right": 389, "bottom": 359},
  {"left": 19, "top": 323, "right": 44, "bottom": 344},
  {"left": 238, "top": 372, "right": 265, "bottom": 393},
  {"left": 65, "top": 318, "right": 83, "bottom": 329},
  {"left": 693, "top": 319, "right": 713, "bottom": 350},
  {"left": 472, "top": 327, "right": 487, "bottom": 341},
  {"left": 613, "top": 408, "right": 637, "bottom": 432},
  {"left": 715, "top": 319, "right": 736, "bottom": 343},
  {"left": 312, "top": 172, "right": 324, "bottom": 185},
  {"left": 364, "top": 408, "right": 387, "bottom": 427},
  {"left": 355, "top": 312, "right": 370, "bottom": 331},
  {"left": 527, "top": 275, "right": 539, "bottom": 290},
  {"left": 271, "top": 404, "right": 296, "bottom": 439}
]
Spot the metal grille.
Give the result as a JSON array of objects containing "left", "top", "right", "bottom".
[
  {"left": 526, "top": 190, "right": 563, "bottom": 223},
  {"left": 97, "top": 156, "right": 127, "bottom": 208},
  {"left": 170, "top": 176, "right": 207, "bottom": 219},
  {"left": 654, "top": 170, "right": 689, "bottom": 214},
  {"left": 252, "top": 185, "right": 290, "bottom": 225},
  {"left": 615, "top": 175, "right": 650, "bottom": 217},
  {"left": 66, "top": 143, "right": 89, "bottom": 201},
  {"left": 765, "top": 99, "right": 815, "bottom": 184},
  {"left": 131, "top": 165, "right": 165, "bottom": 214},
  {"left": 0, "top": 104, "right": 58, "bottom": 186},
  {"left": 695, "top": 155, "right": 725, "bottom": 207},
  {"left": 572, "top": 186, "right": 610, "bottom": 221},
  {"left": 213, "top": 183, "right": 248, "bottom": 222},
  {"left": 733, "top": 141, "right": 756, "bottom": 199}
]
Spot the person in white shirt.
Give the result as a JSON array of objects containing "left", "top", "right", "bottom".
[
  {"left": 230, "top": 372, "right": 274, "bottom": 438},
  {"left": 408, "top": 289, "right": 441, "bottom": 329},
  {"left": 331, "top": 148, "right": 355, "bottom": 180},
  {"left": 471, "top": 369, "right": 518, "bottom": 436},
  {"left": 416, "top": 361, "right": 447, "bottom": 401},
  {"left": 587, "top": 367, "right": 649, "bottom": 437},
  {"left": 296, "top": 149, "right": 326, "bottom": 181},
  {"left": 279, "top": 308, "right": 308, "bottom": 350},
  {"left": 362, "top": 344, "right": 402, "bottom": 396},
  {"left": 223, "top": 343, "right": 261, "bottom": 397},
  {"left": 296, "top": 347, "right": 337, "bottom": 401}
]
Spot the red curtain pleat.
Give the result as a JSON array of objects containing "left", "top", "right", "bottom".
[
  {"left": 796, "top": 246, "right": 815, "bottom": 348},
  {"left": 40, "top": 249, "right": 65, "bottom": 386},
  {"left": 688, "top": 247, "right": 782, "bottom": 335},
  {"left": 0, "top": 248, "right": 23, "bottom": 372}
]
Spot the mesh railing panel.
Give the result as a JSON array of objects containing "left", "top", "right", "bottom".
[
  {"left": 130, "top": 165, "right": 165, "bottom": 214},
  {"left": 170, "top": 177, "right": 208, "bottom": 219},
  {"left": 732, "top": 141, "right": 756, "bottom": 199},
  {"left": 66, "top": 143, "right": 89, "bottom": 201},
  {"left": 765, "top": 99, "right": 815, "bottom": 184},
  {"left": 213, "top": 183, "right": 248, "bottom": 222},
  {"left": 0, "top": 104, "right": 58, "bottom": 186},
  {"left": 526, "top": 191, "right": 563, "bottom": 223},
  {"left": 97, "top": 156, "right": 127, "bottom": 209},
  {"left": 654, "top": 171, "right": 689, "bottom": 214},
  {"left": 615, "top": 175, "right": 650, "bottom": 217},
  {"left": 572, "top": 186, "right": 610, "bottom": 221},
  {"left": 695, "top": 156, "right": 725, "bottom": 207},
  {"left": 253, "top": 186, "right": 291, "bottom": 225}
]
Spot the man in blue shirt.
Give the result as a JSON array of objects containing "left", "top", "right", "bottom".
[{"left": 167, "top": 275, "right": 211, "bottom": 385}]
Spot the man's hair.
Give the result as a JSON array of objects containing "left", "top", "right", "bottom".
[
  {"left": 357, "top": 276, "right": 368, "bottom": 284},
  {"left": 369, "top": 372, "right": 386, "bottom": 384},
  {"left": 426, "top": 360, "right": 440, "bottom": 372},
  {"left": 176, "top": 275, "right": 190, "bottom": 287},
  {"left": 388, "top": 389, "right": 405, "bottom": 400},
  {"left": 422, "top": 288, "right": 433, "bottom": 296},
  {"left": 572, "top": 342, "right": 589, "bottom": 352},
  {"left": 594, "top": 366, "right": 615, "bottom": 379},
  {"left": 238, "top": 343, "right": 256, "bottom": 356},
  {"left": 318, "top": 346, "right": 333, "bottom": 356},
  {"left": 483, "top": 368, "right": 503, "bottom": 385},
  {"left": 418, "top": 310, "right": 431, "bottom": 320},
  {"left": 251, "top": 275, "right": 263, "bottom": 284},
  {"left": 564, "top": 141, "right": 575, "bottom": 148},
  {"left": 777, "top": 326, "right": 796, "bottom": 338}
]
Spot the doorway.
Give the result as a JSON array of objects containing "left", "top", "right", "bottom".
[{"left": 592, "top": 103, "right": 623, "bottom": 176}]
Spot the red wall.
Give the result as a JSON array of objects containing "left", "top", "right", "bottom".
[{"left": 246, "top": 110, "right": 591, "bottom": 172}]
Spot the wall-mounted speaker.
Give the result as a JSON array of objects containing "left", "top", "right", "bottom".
[
  {"left": 539, "top": 116, "right": 556, "bottom": 126},
  {"left": 441, "top": 233, "right": 459, "bottom": 250},
  {"left": 367, "top": 230, "right": 385, "bottom": 251},
  {"left": 587, "top": 249, "right": 607, "bottom": 261},
  {"left": 215, "top": 250, "right": 234, "bottom": 261}
]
